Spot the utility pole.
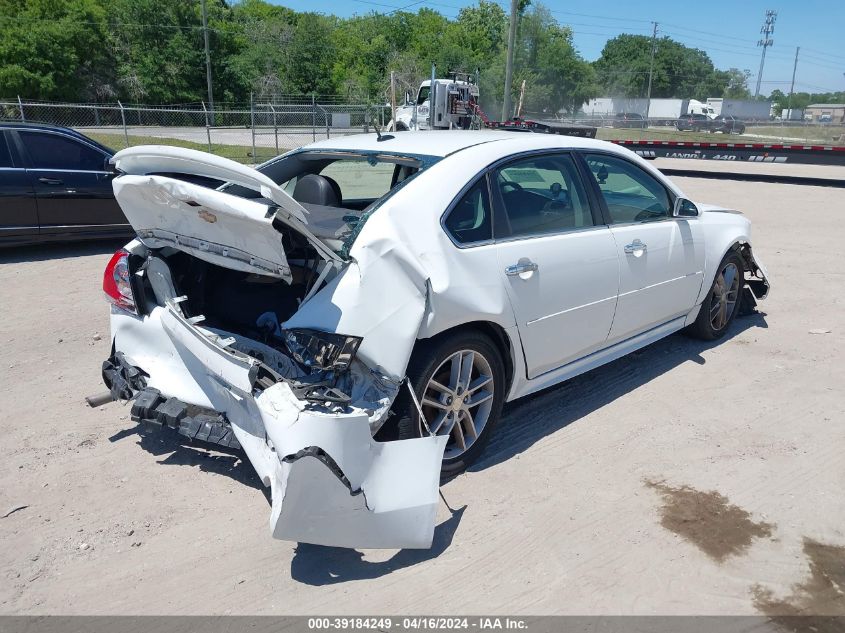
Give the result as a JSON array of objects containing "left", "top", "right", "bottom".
[
  {"left": 646, "top": 22, "right": 658, "bottom": 122},
  {"left": 201, "top": 0, "right": 214, "bottom": 115},
  {"left": 502, "top": 0, "right": 519, "bottom": 121},
  {"left": 786, "top": 46, "right": 799, "bottom": 120},
  {"left": 754, "top": 10, "right": 777, "bottom": 98},
  {"left": 390, "top": 71, "right": 396, "bottom": 131}
]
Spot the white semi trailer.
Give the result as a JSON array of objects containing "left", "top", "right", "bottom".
[
  {"left": 632, "top": 98, "right": 717, "bottom": 122},
  {"left": 647, "top": 98, "right": 689, "bottom": 124}
]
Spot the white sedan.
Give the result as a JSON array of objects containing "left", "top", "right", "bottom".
[{"left": 100, "top": 131, "right": 769, "bottom": 549}]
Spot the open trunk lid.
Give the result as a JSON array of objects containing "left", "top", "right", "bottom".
[{"left": 111, "top": 146, "right": 342, "bottom": 280}]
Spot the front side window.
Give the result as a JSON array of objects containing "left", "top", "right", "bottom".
[
  {"left": 443, "top": 177, "right": 492, "bottom": 244},
  {"left": 494, "top": 153, "right": 594, "bottom": 239},
  {"left": 584, "top": 153, "right": 671, "bottom": 224},
  {"left": 19, "top": 131, "right": 105, "bottom": 171}
]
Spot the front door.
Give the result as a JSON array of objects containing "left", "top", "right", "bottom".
[
  {"left": 492, "top": 152, "right": 620, "bottom": 379},
  {"left": 581, "top": 153, "right": 704, "bottom": 343}
]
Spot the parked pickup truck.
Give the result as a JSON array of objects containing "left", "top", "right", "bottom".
[{"left": 676, "top": 113, "right": 746, "bottom": 134}]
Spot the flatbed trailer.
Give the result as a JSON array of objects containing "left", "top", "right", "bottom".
[
  {"left": 491, "top": 117, "right": 597, "bottom": 138},
  {"left": 609, "top": 139, "right": 845, "bottom": 167}
]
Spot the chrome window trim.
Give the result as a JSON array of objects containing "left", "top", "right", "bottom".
[
  {"left": 579, "top": 150, "right": 676, "bottom": 224},
  {"left": 25, "top": 168, "right": 112, "bottom": 175},
  {"left": 440, "top": 148, "right": 604, "bottom": 250},
  {"left": 440, "top": 172, "right": 495, "bottom": 249},
  {"left": 492, "top": 223, "right": 609, "bottom": 245}
]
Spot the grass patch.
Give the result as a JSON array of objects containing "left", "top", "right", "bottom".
[
  {"left": 597, "top": 126, "right": 776, "bottom": 144},
  {"left": 744, "top": 125, "right": 845, "bottom": 145},
  {"left": 85, "top": 132, "right": 283, "bottom": 164}
]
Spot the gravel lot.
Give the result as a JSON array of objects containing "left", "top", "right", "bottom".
[{"left": 0, "top": 164, "right": 843, "bottom": 616}]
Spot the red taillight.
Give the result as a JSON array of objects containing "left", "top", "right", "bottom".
[{"left": 103, "top": 249, "right": 137, "bottom": 313}]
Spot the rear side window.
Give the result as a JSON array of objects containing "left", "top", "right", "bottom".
[
  {"left": 18, "top": 131, "right": 105, "bottom": 171},
  {"left": 494, "top": 153, "right": 594, "bottom": 238},
  {"left": 443, "top": 177, "right": 493, "bottom": 244},
  {"left": 0, "top": 133, "right": 13, "bottom": 168}
]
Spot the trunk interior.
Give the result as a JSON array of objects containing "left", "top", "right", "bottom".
[
  {"left": 133, "top": 244, "right": 399, "bottom": 434},
  {"left": 145, "top": 229, "right": 326, "bottom": 357}
]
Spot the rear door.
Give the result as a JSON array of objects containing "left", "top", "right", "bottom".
[
  {"left": 580, "top": 152, "right": 704, "bottom": 344},
  {"left": 0, "top": 130, "right": 39, "bottom": 245},
  {"left": 13, "top": 129, "right": 128, "bottom": 238},
  {"left": 490, "top": 152, "right": 620, "bottom": 378}
]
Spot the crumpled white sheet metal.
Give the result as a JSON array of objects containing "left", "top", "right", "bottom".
[
  {"left": 258, "top": 383, "right": 448, "bottom": 549},
  {"left": 284, "top": 238, "right": 430, "bottom": 381},
  {"left": 111, "top": 146, "right": 343, "bottom": 268},
  {"left": 114, "top": 175, "right": 295, "bottom": 281},
  {"left": 113, "top": 299, "right": 447, "bottom": 549},
  {"left": 111, "top": 145, "right": 307, "bottom": 222}
]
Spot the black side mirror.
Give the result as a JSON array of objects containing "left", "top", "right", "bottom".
[{"left": 673, "top": 197, "right": 700, "bottom": 217}]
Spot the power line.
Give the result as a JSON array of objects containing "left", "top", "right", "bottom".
[{"left": 802, "top": 47, "right": 845, "bottom": 62}]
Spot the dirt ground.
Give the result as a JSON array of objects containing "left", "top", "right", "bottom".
[{"left": 1, "top": 163, "right": 843, "bottom": 616}]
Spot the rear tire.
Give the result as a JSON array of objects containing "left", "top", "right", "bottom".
[
  {"left": 686, "top": 251, "right": 744, "bottom": 341},
  {"left": 397, "top": 330, "right": 506, "bottom": 478}
]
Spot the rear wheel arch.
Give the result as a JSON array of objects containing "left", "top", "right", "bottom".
[{"left": 412, "top": 321, "right": 515, "bottom": 394}]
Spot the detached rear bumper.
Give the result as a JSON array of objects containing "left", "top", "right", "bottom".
[{"left": 106, "top": 304, "right": 447, "bottom": 549}]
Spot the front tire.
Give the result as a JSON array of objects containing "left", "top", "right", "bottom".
[
  {"left": 398, "top": 330, "right": 506, "bottom": 477},
  {"left": 686, "top": 251, "right": 744, "bottom": 340}
]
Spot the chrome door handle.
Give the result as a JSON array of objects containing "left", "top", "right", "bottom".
[
  {"left": 38, "top": 177, "right": 63, "bottom": 185},
  {"left": 624, "top": 239, "right": 647, "bottom": 254},
  {"left": 505, "top": 261, "right": 539, "bottom": 276}
]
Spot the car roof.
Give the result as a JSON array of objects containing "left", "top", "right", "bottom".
[
  {"left": 301, "top": 130, "right": 624, "bottom": 160},
  {"left": 2, "top": 121, "right": 77, "bottom": 134},
  {"left": 0, "top": 121, "right": 113, "bottom": 153}
]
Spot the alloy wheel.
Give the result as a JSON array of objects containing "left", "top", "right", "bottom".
[
  {"left": 420, "top": 349, "right": 495, "bottom": 460},
  {"left": 710, "top": 262, "right": 740, "bottom": 331}
]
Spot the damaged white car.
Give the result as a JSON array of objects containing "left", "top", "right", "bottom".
[{"left": 100, "top": 132, "right": 769, "bottom": 549}]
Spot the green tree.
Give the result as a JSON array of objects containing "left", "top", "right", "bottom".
[
  {"left": 594, "top": 34, "right": 724, "bottom": 100},
  {"left": 483, "top": 3, "right": 596, "bottom": 116},
  {"left": 227, "top": 0, "right": 296, "bottom": 99},
  {"left": 717, "top": 68, "right": 752, "bottom": 99},
  {"left": 0, "top": 0, "right": 114, "bottom": 99},
  {"left": 108, "top": 0, "right": 237, "bottom": 103},
  {"left": 286, "top": 12, "right": 338, "bottom": 95}
]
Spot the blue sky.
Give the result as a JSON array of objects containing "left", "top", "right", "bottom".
[{"left": 268, "top": 0, "right": 845, "bottom": 96}]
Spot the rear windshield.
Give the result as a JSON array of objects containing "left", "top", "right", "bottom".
[{"left": 225, "top": 149, "right": 440, "bottom": 255}]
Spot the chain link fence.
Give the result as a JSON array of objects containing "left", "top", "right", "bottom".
[
  {"left": 0, "top": 97, "right": 391, "bottom": 164},
  {"left": 3, "top": 97, "right": 843, "bottom": 155}
]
